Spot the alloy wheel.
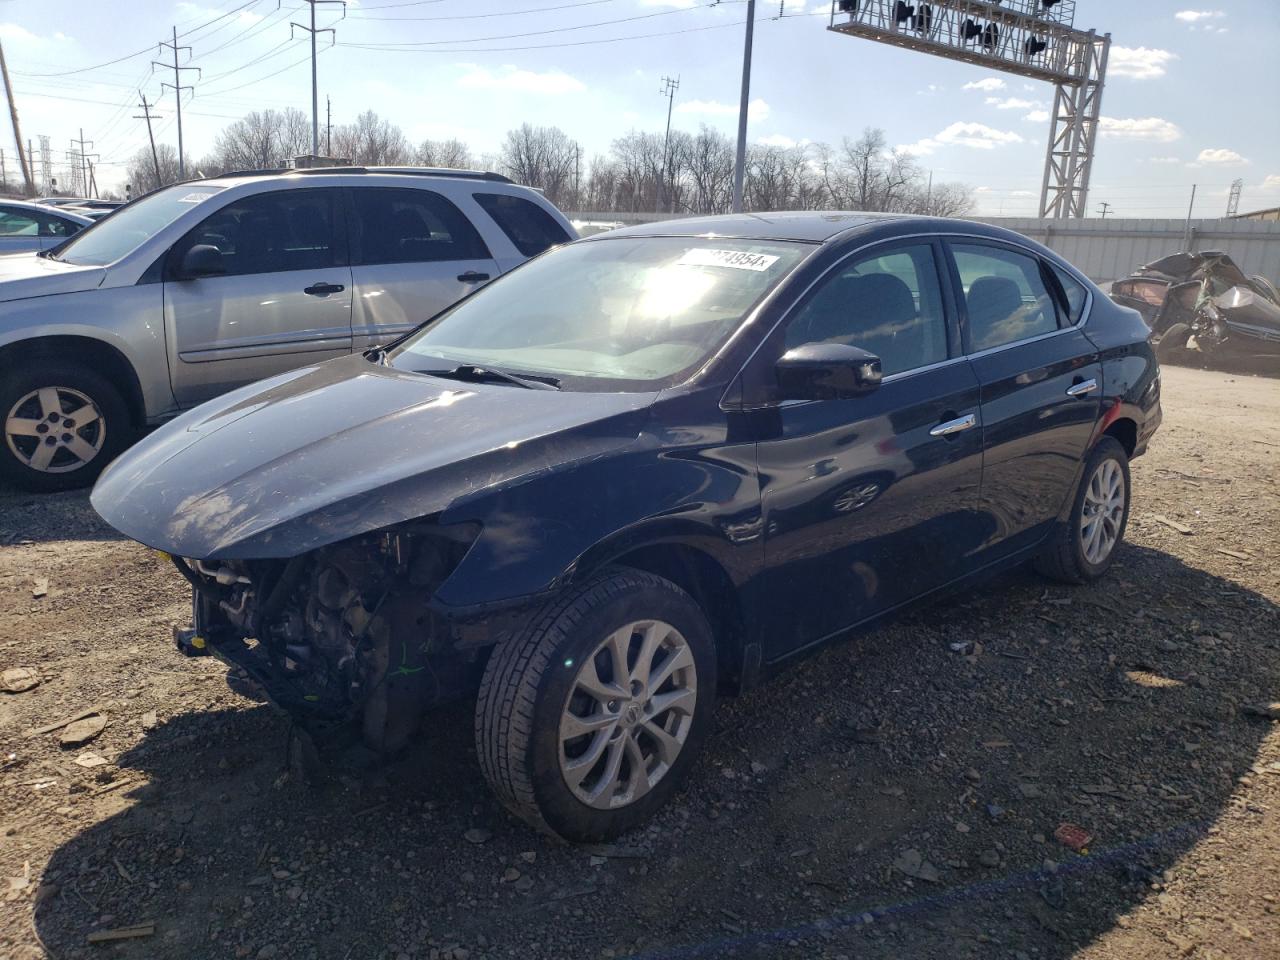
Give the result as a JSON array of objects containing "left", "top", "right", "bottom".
[
  {"left": 4, "top": 386, "right": 106, "bottom": 474},
  {"left": 559, "top": 619, "right": 697, "bottom": 810},
  {"left": 1080, "top": 458, "right": 1125, "bottom": 565}
]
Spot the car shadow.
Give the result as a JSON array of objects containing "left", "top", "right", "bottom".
[
  {"left": 0, "top": 484, "right": 127, "bottom": 545},
  {"left": 31, "top": 543, "right": 1280, "bottom": 960},
  {"left": 1158, "top": 350, "right": 1280, "bottom": 380}
]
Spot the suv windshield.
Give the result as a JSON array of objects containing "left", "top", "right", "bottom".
[
  {"left": 390, "top": 236, "right": 809, "bottom": 391},
  {"left": 51, "top": 184, "right": 225, "bottom": 266}
]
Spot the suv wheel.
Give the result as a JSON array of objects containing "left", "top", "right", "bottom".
[
  {"left": 476, "top": 568, "right": 716, "bottom": 841},
  {"left": 0, "top": 363, "right": 130, "bottom": 492},
  {"left": 1035, "top": 436, "right": 1131, "bottom": 584}
]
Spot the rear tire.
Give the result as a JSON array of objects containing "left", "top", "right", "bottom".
[
  {"left": 476, "top": 568, "right": 717, "bottom": 842},
  {"left": 0, "top": 362, "right": 131, "bottom": 493},
  {"left": 1035, "top": 436, "right": 1131, "bottom": 585}
]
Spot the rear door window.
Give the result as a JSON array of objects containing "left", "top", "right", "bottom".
[
  {"left": 350, "top": 187, "right": 489, "bottom": 265},
  {"left": 950, "top": 243, "right": 1061, "bottom": 351},
  {"left": 0, "top": 209, "right": 39, "bottom": 236},
  {"left": 473, "top": 192, "right": 571, "bottom": 257}
]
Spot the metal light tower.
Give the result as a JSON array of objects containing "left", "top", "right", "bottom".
[{"left": 827, "top": 0, "right": 1110, "bottom": 219}]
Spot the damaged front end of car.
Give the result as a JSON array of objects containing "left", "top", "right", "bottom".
[{"left": 169, "top": 519, "right": 490, "bottom": 753}]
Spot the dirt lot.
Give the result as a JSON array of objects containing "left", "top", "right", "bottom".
[{"left": 1, "top": 363, "right": 1277, "bottom": 960}]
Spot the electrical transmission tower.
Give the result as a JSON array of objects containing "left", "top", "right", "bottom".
[
  {"left": 38, "top": 135, "right": 51, "bottom": 194},
  {"left": 827, "top": 0, "right": 1109, "bottom": 219},
  {"left": 1225, "top": 178, "right": 1243, "bottom": 218},
  {"left": 155, "top": 27, "right": 199, "bottom": 180},
  {"left": 292, "top": 0, "right": 346, "bottom": 158}
]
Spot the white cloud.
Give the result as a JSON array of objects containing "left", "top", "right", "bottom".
[
  {"left": 1146, "top": 156, "right": 1183, "bottom": 165},
  {"left": 677, "top": 98, "right": 770, "bottom": 122},
  {"left": 1174, "top": 10, "right": 1225, "bottom": 22},
  {"left": 1099, "top": 117, "right": 1183, "bottom": 142},
  {"left": 756, "top": 133, "right": 798, "bottom": 149},
  {"left": 1262, "top": 175, "right": 1280, "bottom": 191},
  {"left": 1110, "top": 47, "right": 1178, "bottom": 80},
  {"left": 1024, "top": 110, "right": 1050, "bottom": 123},
  {"left": 1195, "top": 148, "right": 1249, "bottom": 166},
  {"left": 901, "top": 122, "right": 1024, "bottom": 156},
  {"left": 962, "top": 78, "right": 1006, "bottom": 92},
  {"left": 1010, "top": 190, "right": 1035, "bottom": 198},
  {"left": 457, "top": 65, "right": 584, "bottom": 95},
  {"left": 985, "top": 97, "right": 1037, "bottom": 110}
]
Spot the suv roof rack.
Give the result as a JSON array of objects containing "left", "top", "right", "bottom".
[{"left": 207, "top": 166, "right": 513, "bottom": 184}]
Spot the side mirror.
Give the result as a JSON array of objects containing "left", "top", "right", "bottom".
[
  {"left": 179, "top": 244, "right": 225, "bottom": 279},
  {"left": 776, "top": 342, "right": 883, "bottom": 401}
]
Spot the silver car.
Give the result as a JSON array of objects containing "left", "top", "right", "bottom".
[
  {"left": 0, "top": 167, "right": 575, "bottom": 491},
  {"left": 0, "top": 199, "right": 91, "bottom": 254}
]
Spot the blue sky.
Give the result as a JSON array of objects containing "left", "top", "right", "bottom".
[{"left": 3, "top": 0, "right": 1277, "bottom": 216}]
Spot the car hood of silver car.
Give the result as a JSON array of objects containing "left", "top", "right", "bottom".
[
  {"left": 91, "top": 353, "right": 656, "bottom": 560},
  {"left": 0, "top": 254, "right": 106, "bottom": 304}
]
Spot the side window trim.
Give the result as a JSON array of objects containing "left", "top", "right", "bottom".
[{"left": 942, "top": 237, "right": 1073, "bottom": 357}]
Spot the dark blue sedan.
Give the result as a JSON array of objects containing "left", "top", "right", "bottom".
[{"left": 92, "top": 212, "right": 1162, "bottom": 841}]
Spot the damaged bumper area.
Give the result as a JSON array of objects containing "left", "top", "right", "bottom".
[{"left": 168, "top": 522, "right": 494, "bottom": 752}]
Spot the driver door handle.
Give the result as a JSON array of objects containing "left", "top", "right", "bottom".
[
  {"left": 1066, "top": 378, "right": 1099, "bottom": 398},
  {"left": 930, "top": 414, "right": 977, "bottom": 438},
  {"left": 457, "top": 271, "right": 490, "bottom": 283},
  {"left": 304, "top": 282, "right": 345, "bottom": 297}
]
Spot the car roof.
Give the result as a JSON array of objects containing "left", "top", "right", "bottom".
[
  {"left": 592, "top": 211, "right": 907, "bottom": 244},
  {"left": 0, "top": 198, "right": 93, "bottom": 222},
  {"left": 197, "top": 166, "right": 515, "bottom": 189}
]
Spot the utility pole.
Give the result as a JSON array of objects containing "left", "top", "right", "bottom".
[
  {"left": 0, "top": 40, "right": 34, "bottom": 195},
  {"left": 0, "top": 149, "right": 6, "bottom": 191},
  {"left": 155, "top": 27, "right": 199, "bottom": 180},
  {"left": 87, "top": 159, "right": 98, "bottom": 199},
  {"left": 325, "top": 94, "right": 332, "bottom": 155},
  {"left": 657, "top": 75, "right": 680, "bottom": 213},
  {"left": 293, "top": 1, "right": 346, "bottom": 158},
  {"left": 134, "top": 92, "right": 162, "bottom": 186},
  {"left": 1183, "top": 184, "right": 1197, "bottom": 251},
  {"left": 731, "top": 0, "right": 755, "bottom": 214},
  {"left": 1097, "top": 201, "right": 1111, "bottom": 219}
]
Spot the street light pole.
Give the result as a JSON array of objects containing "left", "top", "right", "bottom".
[{"left": 731, "top": 0, "right": 755, "bottom": 214}]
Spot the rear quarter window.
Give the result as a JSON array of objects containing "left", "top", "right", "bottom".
[
  {"left": 1052, "top": 264, "right": 1090, "bottom": 325},
  {"left": 473, "top": 192, "right": 571, "bottom": 258}
]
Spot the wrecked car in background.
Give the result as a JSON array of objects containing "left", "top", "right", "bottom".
[
  {"left": 1109, "top": 251, "right": 1280, "bottom": 361},
  {"left": 91, "top": 213, "right": 1161, "bottom": 842}
]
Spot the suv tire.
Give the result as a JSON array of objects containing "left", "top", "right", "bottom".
[
  {"left": 0, "top": 362, "right": 131, "bottom": 492},
  {"left": 476, "top": 568, "right": 717, "bottom": 842},
  {"left": 1035, "top": 436, "right": 1131, "bottom": 584}
]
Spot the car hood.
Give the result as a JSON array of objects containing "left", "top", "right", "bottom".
[
  {"left": 0, "top": 253, "right": 105, "bottom": 302},
  {"left": 92, "top": 354, "right": 657, "bottom": 559}
]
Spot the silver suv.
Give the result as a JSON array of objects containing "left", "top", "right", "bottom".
[{"left": 0, "top": 168, "right": 575, "bottom": 491}]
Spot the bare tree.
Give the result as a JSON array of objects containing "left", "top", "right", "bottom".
[
  {"left": 126, "top": 143, "right": 187, "bottom": 194},
  {"left": 416, "top": 138, "right": 474, "bottom": 169},
  {"left": 332, "top": 110, "right": 411, "bottom": 166},
  {"left": 686, "top": 125, "right": 735, "bottom": 214},
  {"left": 212, "top": 108, "right": 312, "bottom": 170},
  {"left": 499, "top": 124, "right": 581, "bottom": 208}
]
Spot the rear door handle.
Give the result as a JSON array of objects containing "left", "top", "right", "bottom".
[
  {"left": 457, "top": 271, "right": 491, "bottom": 283},
  {"left": 930, "top": 414, "right": 978, "bottom": 438},
  {"left": 304, "top": 282, "right": 345, "bottom": 297},
  {"left": 1066, "top": 378, "right": 1099, "bottom": 398}
]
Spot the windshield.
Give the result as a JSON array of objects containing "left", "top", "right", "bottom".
[
  {"left": 51, "top": 183, "right": 225, "bottom": 266},
  {"left": 390, "top": 236, "right": 809, "bottom": 391}
]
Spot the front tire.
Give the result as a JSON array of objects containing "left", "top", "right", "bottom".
[
  {"left": 0, "top": 363, "right": 131, "bottom": 492},
  {"left": 1035, "top": 436, "right": 1131, "bottom": 584},
  {"left": 476, "top": 568, "right": 717, "bottom": 842}
]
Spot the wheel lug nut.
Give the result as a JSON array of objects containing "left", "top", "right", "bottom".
[
  {"left": 61, "top": 433, "right": 72, "bottom": 443},
  {"left": 44, "top": 436, "right": 57, "bottom": 446},
  {"left": 62, "top": 418, "right": 74, "bottom": 428},
  {"left": 36, "top": 424, "right": 48, "bottom": 434}
]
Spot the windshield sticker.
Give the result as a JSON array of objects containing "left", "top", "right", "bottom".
[
  {"left": 677, "top": 248, "right": 780, "bottom": 272},
  {"left": 178, "top": 192, "right": 215, "bottom": 203}
]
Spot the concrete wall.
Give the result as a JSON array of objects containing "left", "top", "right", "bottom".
[{"left": 566, "top": 212, "right": 1280, "bottom": 284}]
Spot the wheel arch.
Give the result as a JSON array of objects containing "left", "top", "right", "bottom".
[
  {"left": 0, "top": 335, "right": 147, "bottom": 428},
  {"left": 1102, "top": 416, "right": 1138, "bottom": 458}
]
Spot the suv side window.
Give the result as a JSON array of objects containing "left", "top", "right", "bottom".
[
  {"left": 784, "top": 243, "right": 950, "bottom": 377},
  {"left": 473, "top": 192, "right": 570, "bottom": 257},
  {"left": 350, "top": 188, "right": 489, "bottom": 265},
  {"left": 951, "top": 243, "right": 1060, "bottom": 351},
  {"left": 42, "top": 215, "right": 81, "bottom": 238},
  {"left": 171, "top": 189, "right": 340, "bottom": 278}
]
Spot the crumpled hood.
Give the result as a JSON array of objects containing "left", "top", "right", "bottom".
[
  {"left": 0, "top": 253, "right": 105, "bottom": 303},
  {"left": 91, "top": 353, "right": 656, "bottom": 559}
]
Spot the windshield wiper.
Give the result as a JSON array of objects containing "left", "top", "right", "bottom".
[{"left": 423, "top": 364, "right": 560, "bottom": 391}]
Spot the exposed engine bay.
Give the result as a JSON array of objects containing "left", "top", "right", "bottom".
[{"left": 172, "top": 522, "right": 484, "bottom": 753}]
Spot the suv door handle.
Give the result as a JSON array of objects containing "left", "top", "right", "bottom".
[
  {"left": 304, "top": 282, "right": 345, "bottom": 297},
  {"left": 1066, "top": 377, "right": 1099, "bottom": 398},
  {"left": 457, "top": 271, "right": 490, "bottom": 283},
  {"left": 930, "top": 414, "right": 977, "bottom": 438}
]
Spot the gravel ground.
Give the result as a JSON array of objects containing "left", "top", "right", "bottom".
[{"left": 1, "top": 362, "right": 1277, "bottom": 960}]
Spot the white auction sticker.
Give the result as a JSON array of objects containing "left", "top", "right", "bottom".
[
  {"left": 677, "top": 248, "right": 780, "bottom": 272},
  {"left": 179, "top": 192, "right": 215, "bottom": 203}
]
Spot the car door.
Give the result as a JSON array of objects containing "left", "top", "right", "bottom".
[
  {"left": 347, "top": 187, "right": 500, "bottom": 351},
  {"left": 745, "top": 240, "right": 987, "bottom": 660},
  {"left": 163, "top": 187, "right": 353, "bottom": 407},
  {"left": 946, "top": 239, "right": 1102, "bottom": 558}
]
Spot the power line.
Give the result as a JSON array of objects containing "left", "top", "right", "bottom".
[{"left": 347, "top": 0, "right": 623, "bottom": 21}]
